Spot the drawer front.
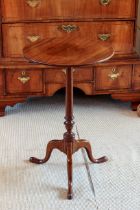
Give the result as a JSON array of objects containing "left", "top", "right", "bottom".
[
  {"left": 0, "top": 71, "right": 4, "bottom": 95},
  {"left": 6, "top": 69, "right": 43, "bottom": 94},
  {"left": 133, "top": 65, "right": 140, "bottom": 90},
  {"left": 2, "top": 0, "right": 135, "bottom": 21},
  {"left": 3, "top": 21, "right": 134, "bottom": 57},
  {"left": 45, "top": 68, "right": 93, "bottom": 83},
  {"left": 95, "top": 65, "right": 132, "bottom": 90}
]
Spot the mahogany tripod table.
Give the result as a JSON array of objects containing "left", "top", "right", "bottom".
[{"left": 23, "top": 37, "right": 114, "bottom": 199}]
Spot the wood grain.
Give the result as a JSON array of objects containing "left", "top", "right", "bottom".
[
  {"left": 45, "top": 67, "right": 93, "bottom": 83},
  {"left": 95, "top": 65, "right": 132, "bottom": 90},
  {"left": 0, "top": 70, "right": 4, "bottom": 95},
  {"left": 6, "top": 69, "right": 43, "bottom": 94},
  {"left": 132, "top": 65, "right": 140, "bottom": 90},
  {"left": 24, "top": 36, "right": 114, "bottom": 66},
  {"left": 3, "top": 21, "right": 134, "bottom": 57},
  {"left": 2, "top": 0, "right": 135, "bottom": 21}
]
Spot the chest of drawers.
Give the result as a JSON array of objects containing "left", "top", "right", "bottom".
[{"left": 0, "top": 0, "right": 140, "bottom": 116}]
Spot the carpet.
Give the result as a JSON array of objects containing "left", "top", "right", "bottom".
[{"left": 0, "top": 93, "right": 140, "bottom": 210}]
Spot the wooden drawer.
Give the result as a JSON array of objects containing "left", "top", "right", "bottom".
[
  {"left": 3, "top": 21, "right": 134, "bottom": 57},
  {"left": 45, "top": 68, "right": 93, "bottom": 83},
  {"left": 133, "top": 65, "right": 140, "bottom": 90},
  {"left": 1, "top": 0, "right": 135, "bottom": 21},
  {"left": 6, "top": 69, "right": 43, "bottom": 94},
  {"left": 0, "top": 70, "right": 4, "bottom": 95},
  {"left": 95, "top": 65, "right": 132, "bottom": 90}
]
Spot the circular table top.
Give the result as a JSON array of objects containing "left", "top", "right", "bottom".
[{"left": 23, "top": 36, "right": 114, "bottom": 67}]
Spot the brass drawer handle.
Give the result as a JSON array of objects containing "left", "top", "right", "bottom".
[
  {"left": 27, "top": 35, "right": 40, "bottom": 43},
  {"left": 58, "top": 25, "right": 79, "bottom": 33},
  {"left": 18, "top": 71, "right": 30, "bottom": 84},
  {"left": 108, "top": 68, "right": 120, "bottom": 80},
  {"left": 100, "top": 0, "right": 111, "bottom": 6},
  {"left": 98, "top": 34, "right": 111, "bottom": 41},
  {"left": 62, "top": 68, "right": 76, "bottom": 74},
  {"left": 62, "top": 69, "right": 66, "bottom": 74},
  {"left": 26, "top": 0, "right": 41, "bottom": 8}
]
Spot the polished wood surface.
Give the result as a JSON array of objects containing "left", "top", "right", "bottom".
[
  {"left": 0, "top": 71, "right": 4, "bottom": 95},
  {"left": 2, "top": 0, "right": 135, "bottom": 21},
  {"left": 3, "top": 21, "right": 134, "bottom": 57},
  {"left": 95, "top": 65, "right": 132, "bottom": 90},
  {"left": 24, "top": 37, "right": 114, "bottom": 66},
  {"left": 133, "top": 65, "right": 140, "bottom": 90},
  {"left": 6, "top": 69, "right": 43, "bottom": 94},
  {"left": 23, "top": 37, "right": 113, "bottom": 199},
  {"left": 45, "top": 67, "right": 93, "bottom": 83}
]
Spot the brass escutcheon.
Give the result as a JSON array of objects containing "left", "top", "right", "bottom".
[
  {"left": 108, "top": 68, "right": 120, "bottom": 80},
  {"left": 26, "top": 0, "right": 41, "bottom": 8},
  {"left": 18, "top": 71, "right": 30, "bottom": 84},
  {"left": 100, "top": 0, "right": 111, "bottom": 6},
  {"left": 58, "top": 25, "right": 79, "bottom": 33},
  {"left": 98, "top": 34, "right": 111, "bottom": 41},
  {"left": 27, "top": 35, "right": 40, "bottom": 43}
]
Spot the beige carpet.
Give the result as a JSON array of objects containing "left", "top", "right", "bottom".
[{"left": 0, "top": 93, "right": 140, "bottom": 210}]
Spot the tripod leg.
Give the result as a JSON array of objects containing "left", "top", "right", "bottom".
[
  {"left": 30, "top": 140, "right": 64, "bottom": 164},
  {"left": 84, "top": 142, "right": 108, "bottom": 163},
  {"left": 73, "top": 140, "right": 108, "bottom": 164},
  {"left": 67, "top": 142, "right": 73, "bottom": 199}
]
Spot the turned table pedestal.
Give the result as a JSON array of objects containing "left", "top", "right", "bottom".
[{"left": 23, "top": 36, "right": 114, "bottom": 199}]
